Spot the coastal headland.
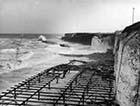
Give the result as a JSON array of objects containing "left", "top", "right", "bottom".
[{"left": 1, "top": 21, "right": 140, "bottom": 106}]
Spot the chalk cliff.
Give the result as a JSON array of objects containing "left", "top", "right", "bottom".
[
  {"left": 114, "top": 22, "right": 140, "bottom": 106},
  {"left": 62, "top": 32, "right": 115, "bottom": 52}
]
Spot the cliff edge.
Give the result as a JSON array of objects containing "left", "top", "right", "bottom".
[{"left": 115, "top": 21, "right": 140, "bottom": 106}]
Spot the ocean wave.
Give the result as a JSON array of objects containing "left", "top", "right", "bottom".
[
  {"left": 45, "top": 43, "right": 103, "bottom": 56},
  {"left": 0, "top": 34, "right": 62, "bottom": 39}
]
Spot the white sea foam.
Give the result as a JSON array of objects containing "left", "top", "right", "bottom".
[
  {"left": 19, "top": 51, "right": 34, "bottom": 60},
  {"left": 0, "top": 48, "right": 16, "bottom": 53},
  {"left": 0, "top": 36, "right": 93, "bottom": 93},
  {"left": 46, "top": 43, "right": 99, "bottom": 55}
]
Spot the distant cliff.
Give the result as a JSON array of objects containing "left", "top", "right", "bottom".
[
  {"left": 62, "top": 33, "right": 94, "bottom": 45},
  {"left": 62, "top": 32, "right": 115, "bottom": 46},
  {"left": 62, "top": 32, "right": 115, "bottom": 53}
]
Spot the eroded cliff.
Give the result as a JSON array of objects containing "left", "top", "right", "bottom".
[
  {"left": 115, "top": 22, "right": 140, "bottom": 106},
  {"left": 62, "top": 32, "right": 115, "bottom": 52}
]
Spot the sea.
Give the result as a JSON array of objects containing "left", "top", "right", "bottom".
[{"left": 0, "top": 33, "right": 98, "bottom": 93}]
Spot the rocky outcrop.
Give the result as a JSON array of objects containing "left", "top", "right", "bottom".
[
  {"left": 62, "top": 33, "right": 115, "bottom": 48},
  {"left": 91, "top": 34, "right": 114, "bottom": 52},
  {"left": 62, "top": 33, "right": 94, "bottom": 45},
  {"left": 122, "top": 22, "right": 140, "bottom": 34},
  {"left": 115, "top": 22, "right": 140, "bottom": 106}
]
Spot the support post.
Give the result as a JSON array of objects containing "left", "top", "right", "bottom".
[
  {"left": 63, "top": 70, "right": 66, "bottom": 78},
  {"left": 48, "top": 82, "right": 51, "bottom": 89},
  {"left": 56, "top": 76, "right": 59, "bottom": 83},
  {"left": 38, "top": 91, "right": 40, "bottom": 100},
  {"left": 109, "top": 79, "right": 112, "bottom": 100},
  {"left": 38, "top": 74, "right": 41, "bottom": 83},
  {"left": 82, "top": 92, "right": 85, "bottom": 106},
  {"left": 70, "top": 83, "right": 73, "bottom": 91},
  {"left": 14, "top": 88, "right": 16, "bottom": 99},
  {"left": 75, "top": 78, "right": 77, "bottom": 85},
  {"left": 27, "top": 81, "right": 30, "bottom": 89},
  {"left": 63, "top": 93, "right": 66, "bottom": 105}
]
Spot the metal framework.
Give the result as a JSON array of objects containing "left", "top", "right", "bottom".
[
  {"left": 0, "top": 64, "right": 71, "bottom": 106},
  {"left": 0, "top": 63, "right": 115, "bottom": 106},
  {"left": 53, "top": 67, "right": 115, "bottom": 106}
]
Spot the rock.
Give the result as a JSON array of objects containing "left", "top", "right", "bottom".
[
  {"left": 115, "top": 21, "right": 140, "bottom": 106},
  {"left": 59, "top": 43, "right": 70, "bottom": 47},
  {"left": 62, "top": 33, "right": 115, "bottom": 46},
  {"left": 122, "top": 21, "right": 140, "bottom": 34}
]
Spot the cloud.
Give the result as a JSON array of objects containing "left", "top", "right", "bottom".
[{"left": 0, "top": 0, "right": 140, "bottom": 33}]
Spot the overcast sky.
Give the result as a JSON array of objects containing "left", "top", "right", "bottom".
[{"left": 0, "top": 0, "right": 140, "bottom": 33}]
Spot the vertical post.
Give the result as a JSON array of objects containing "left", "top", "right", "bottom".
[
  {"left": 86, "top": 84, "right": 89, "bottom": 95},
  {"left": 132, "top": 7, "right": 135, "bottom": 24},
  {"left": 56, "top": 76, "right": 59, "bottom": 83},
  {"left": 27, "top": 81, "right": 30, "bottom": 89},
  {"left": 48, "top": 82, "right": 51, "bottom": 89},
  {"left": 68, "top": 68, "right": 70, "bottom": 73},
  {"left": 82, "top": 92, "right": 85, "bottom": 105},
  {"left": 109, "top": 78, "right": 112, "bottom": 100},
  {"left": 38, "top": 74, "right": 41, "bottom": 83},
  {"left": 63, "top": 93, "right": 65, "bottom": 105},
  {"left": 53, "top": 101, "right": 56, "bottom": 106},
  {"left": 75, "top": 77, "right": 77, "bottom": 85},
  {"left": 45, "top": 70, "right": 48, "bottom": 76},
  {"left": 70, "top": 83, "right": 72, "bottom": 91},
  {"left": 63, "top": 70, "right": 66, "bottom": 78},
  {"left": 53, "top": 103, "right": 55, "bottom": 106},
  {"left": 53, "top": 68, "right": 55, "bottom": 76},
  {"left": 14, "top": 88, "right": 16, "bottom": 99},
  {"left": 38, "top": 91, "right": 40, "bottom": 100},
  {"left": 80, "top": 72, "right": 82, "bottom": 78}
]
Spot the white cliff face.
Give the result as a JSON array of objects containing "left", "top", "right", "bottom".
[
  {"left": 115, "top": 32, "right": 140, "bottom": 106},
  {"left": 91, "top": 36, "right": 112, "bottom": 53}
]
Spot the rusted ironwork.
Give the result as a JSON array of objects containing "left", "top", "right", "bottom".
[
  {"left": 0, "top": 64, "right": 71, "bottom": 106},
  {"left": 0, "top": 63, "right": 116, "bottom": 106},
  {"left": 53, "top": 66, "right": 115, "bottom": 106}
]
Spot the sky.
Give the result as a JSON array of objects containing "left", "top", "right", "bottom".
[{"left": 0, "top": 0, "right": 140, "bottom": 33}]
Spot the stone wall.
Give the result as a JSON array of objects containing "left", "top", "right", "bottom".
[{"left": 115, "top": 31, "right": 140, "bottom": 106}]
